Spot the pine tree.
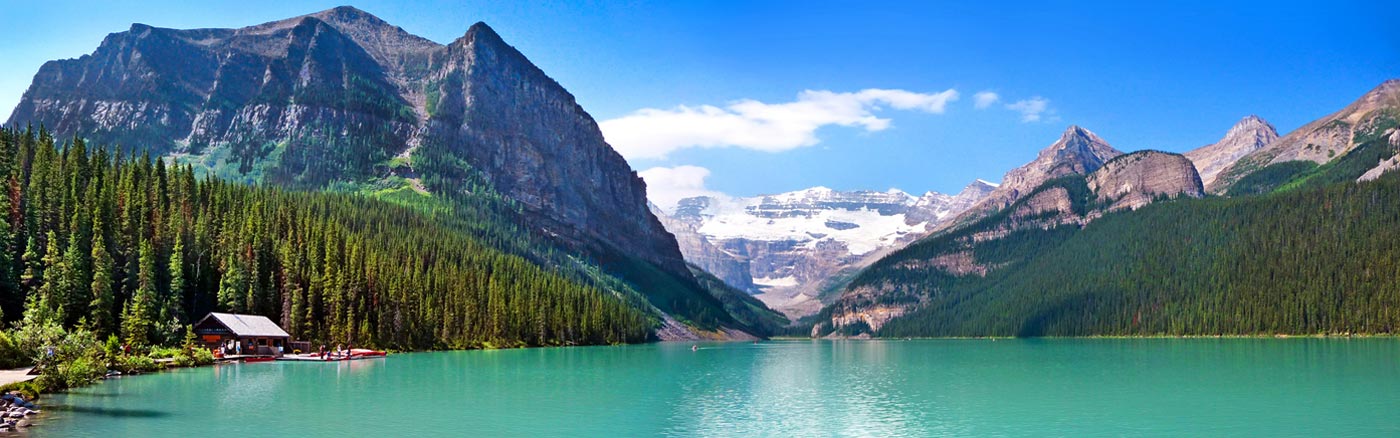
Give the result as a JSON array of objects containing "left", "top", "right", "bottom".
[
  {"left": 18, "top": 236, "right": 40, "bottom": 295},
  {"left": 34, "top": 231, "right": 63, "bottom": 323},
  {"left": 166, "top": 232, "right": 186, "bottom": 325},
  {"left": 121, "top": 239, "right": 158, "bottom": 346},
  {"left": 90, "top": 215, "right": 116, "bottom": 337},
  {"left": 218, "top": 251, "right": 248, "bottom": 313}
]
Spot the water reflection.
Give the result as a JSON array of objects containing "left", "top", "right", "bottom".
[{"left": 36, "top": 339, "right": 1400, "bottom": 437}]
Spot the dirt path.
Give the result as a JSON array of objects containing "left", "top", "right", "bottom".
[{"left": 0, "top": 368, "right": 36, "bottom": 387}]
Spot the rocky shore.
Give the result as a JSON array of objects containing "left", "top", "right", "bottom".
[{"left": 0, "top": 392, "right": 41, "bottom": 431}]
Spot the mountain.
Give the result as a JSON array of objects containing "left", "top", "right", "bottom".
[
  {"left": 1214, "top": 80, "right": 1400, "bottom": 192},
  {"left": 944, "top": 126, "right": 1122, "bottom": 228},
  {"left": 6, "top": 7, "right": 752, "bottom": 339},
  {"left": 825, "top": 169, "right": 1400, "bottom": 338},
  {"left": 815, "top": 81, "right": 1400, "bottom": 338},
  {"left": 654, "top": 182, "right": 993, "bottom": 318},
  {"left": 819, "top": 142, "right": 1200, "bottom": 334},
  {"left": 652, "top": 202, "right": 757, "bottom": 293},
  {"left": 1184, "top": 115, "right": 1279, "bottom": 190}
]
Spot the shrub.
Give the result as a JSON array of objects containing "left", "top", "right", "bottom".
[
  {"left": 0, "top": 381, "right": 41, "bottom": 401},
  {"left": 0, "top": 331, "right": 31, "bottom": 369},
  {"left": 112, "top": 354, "right": 162, "bottom": 374},
  {"left": 36, "top": 356, "right": 105, "bottom": 392},
  {"left": 147, "top": 346, "right": 183, "bottom": 359},
  {"left": 190, "top": 347, "right": 215, "bottom": 366}
]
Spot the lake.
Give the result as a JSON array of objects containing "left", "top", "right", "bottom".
[{"left": 33, "top": 339, "right": 1400, "bottom": 437}]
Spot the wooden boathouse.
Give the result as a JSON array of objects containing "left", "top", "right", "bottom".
[{"left": 194, "top": 313, "right": 292, "bottom": 357}]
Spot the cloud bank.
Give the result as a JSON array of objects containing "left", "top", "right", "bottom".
[
  {"left": 601, "top": 88, "right": 959, "bottom": 160},
  {"left": 638, "top": 165, "right": 725, "bottom": 212}
]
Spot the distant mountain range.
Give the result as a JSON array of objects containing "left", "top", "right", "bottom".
[{"left": 652, "top": 181, "right": 994, "bottom": 318}]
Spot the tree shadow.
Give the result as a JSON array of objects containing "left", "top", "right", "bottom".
[
  {"left": 51, "top": 405, "right": 170, "bottom": 418},
  {"left": 57, "top": 391, "right": 119, "bottom": 398}
]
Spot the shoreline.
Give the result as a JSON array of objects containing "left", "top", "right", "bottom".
[{"left": 771, "top": 333, "right": 1400, "bottom": 341}]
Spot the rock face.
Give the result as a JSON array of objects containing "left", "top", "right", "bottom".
[
  {"left": 1087, "top": 151, "right": 1205, "bottom": 211},
  {"left": 1215, "top": 80, "right": 1400, "bottom": 191},
  {"left": 652, "top": 202, "right": 756, "bottom": 293},
  {"left": 1185, "top": 115, "right": 1279, "bottom": 190},
  {"left": 1358, "top": 127, "right": 1400, "bottom": 182},
  {"left": 6, "top": 6, "right": 691, "bottom": 279},
  {"left": 654, "top": 182, "right": 993, "bottom": 318},
  {"left": 946, "top": 126, "right": 1122, "bottom": 227}
]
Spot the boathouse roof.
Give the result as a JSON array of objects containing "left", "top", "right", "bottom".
[{"left": 196, "top": 313, "right": 291, "bottom": 338}]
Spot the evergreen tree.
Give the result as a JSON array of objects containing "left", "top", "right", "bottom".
[
  {"left": 89, "top": 215, "right": 116, "bottom": 338},
  {"left": 121, "top": 239, "right": 158, "bottom": 346},
  {"left": 34, "top": 231, "right": 63, "bottom": 323}
]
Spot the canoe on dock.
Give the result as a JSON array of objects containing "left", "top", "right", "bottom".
[{"left": 277, "top": 349, "right": 387, "bottom": 362}]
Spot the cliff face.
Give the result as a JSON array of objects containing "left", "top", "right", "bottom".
[
  {"left": 1087, "top": 151, "right": 1204, "bottom": 211},
  {"left": 418, "top": 23, "right": 690, "bottom": 275},
  {"left": 1185, "top": 116, "right": 1279, "bottom": 190},
  {"left": 652, "top": 201, "right": 757, "bottom": 293},
  {"left": 6, "top": 6, "right": 689, "bottom": 278}
]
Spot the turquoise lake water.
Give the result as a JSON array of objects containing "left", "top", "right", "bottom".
[{"left": 32, "top": 339, "right": 1400, "bottom": 437}]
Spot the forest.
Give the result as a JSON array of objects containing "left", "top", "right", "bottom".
[{"left": 0, "top": 126, "right": 655, "bottom": 354}]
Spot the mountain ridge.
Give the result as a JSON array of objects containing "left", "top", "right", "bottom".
[{"left": 6, "top": 6, "right": 752, "bottom": 339}]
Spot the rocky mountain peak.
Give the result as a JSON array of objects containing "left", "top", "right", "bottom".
[
  {"left": 1226, "top": 115, "right": 1275, "bottom": 139},
  {"left": 958, "top": 179, "right": 999, "bottom": 197},
  {"left": 1045, "top": 125, "right": 1117, "bottom": 164},
  {"left": 948, "top": 126, "right": 1122, "bottom": 221},
  {"left": 1187, "top": 115, "right": 1279, "bottom": 190}
]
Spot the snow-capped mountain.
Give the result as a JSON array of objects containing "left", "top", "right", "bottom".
[{"left": 655, "top": 181, "right": 995, "bottom": 318}]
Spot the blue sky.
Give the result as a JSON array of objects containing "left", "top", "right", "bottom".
[{"left": 1, "top": 1, "right": 1396, "bottom": 207}]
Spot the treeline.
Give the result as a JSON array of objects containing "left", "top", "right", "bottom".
[
  {"left": 0, "top": 126, "right": 652, "bottom": 350},
  {"left": 842, "top": 170, "right": 1400, "bottom": 337}
]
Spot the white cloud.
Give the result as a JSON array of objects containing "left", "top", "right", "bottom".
[
  {"left": 638, "top": 165, "right": 727, "bottom": 212},
  {"left": 973, "top": 91, "right": 1000, "bottom": 109},
  {"left": 1006, "top": 97, "right": 1052, "bottom": 122},
  {"left": 601, "top": 88, "right": 959, "bottom": 160}
]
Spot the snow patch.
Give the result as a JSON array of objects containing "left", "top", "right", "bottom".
[{"left": 753, "top": 276, "right": 799, "bottom": 287}]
